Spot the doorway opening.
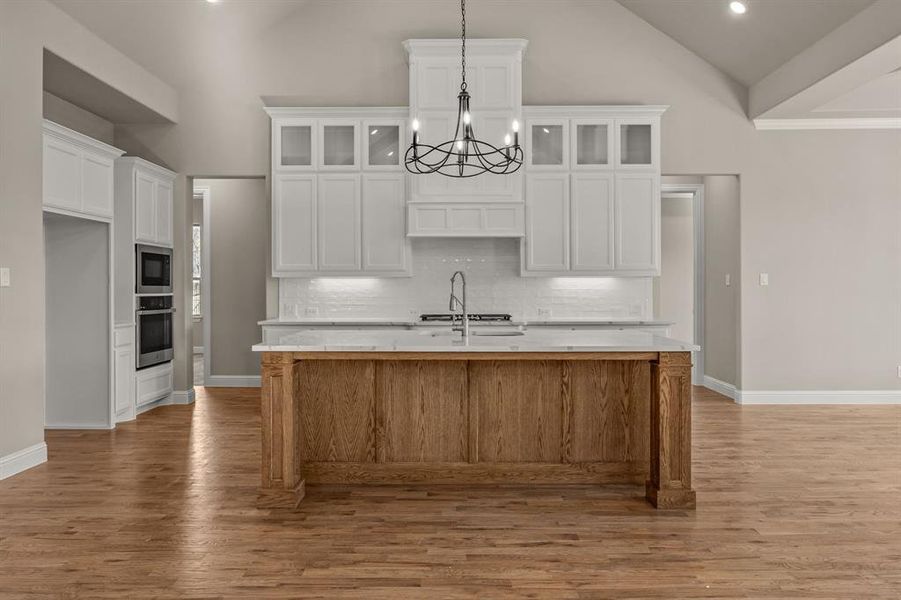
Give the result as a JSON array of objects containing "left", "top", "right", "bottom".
[{"left": 192, "top": 178, "right": 268, "bottom": 388}]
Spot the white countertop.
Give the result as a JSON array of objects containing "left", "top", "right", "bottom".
[
  {"left": 259, "top": 318, "right": 674, "bottom": 327},
  {"left": 252, "top": 328, "right": 697, "bottom": 353}
]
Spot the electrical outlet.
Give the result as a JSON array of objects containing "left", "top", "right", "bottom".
[
  {"left": 897, "top": 366, "right": 901, "bottom": 378},
  {"left": 537, "top": 307, "right": 552, "bottom": 318},
  {"left": 304, "top": 306, "right": 320, "bottom": 317},
  {"left": 759, "top": 272, "right": 769, "bottom": 286},
  {"left": 0, "top": 267, "right": 9, "bottom": 288},
  {"left": 282, "top": 303, "right": 297, "bottom": 319}
]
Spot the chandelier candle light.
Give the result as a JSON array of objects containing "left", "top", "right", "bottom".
[{"left": 405, "top": 0, "right": 523, "bottom": 177}]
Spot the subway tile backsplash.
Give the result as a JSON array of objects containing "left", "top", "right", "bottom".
[{"left": 279, "top": 239, "right": 652, "bottom": 321}]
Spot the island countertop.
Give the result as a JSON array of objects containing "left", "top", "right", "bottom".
[{"left": 252, "top": 328, "right": 698, "bottom": 353}]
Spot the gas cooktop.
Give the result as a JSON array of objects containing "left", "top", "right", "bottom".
[{"left": 420, "top": 313, "right": 512, "bottom": 322}]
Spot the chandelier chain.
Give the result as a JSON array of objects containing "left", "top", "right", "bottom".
[{"left": 460, "top": 0, "right": 466, "bottom": 91}]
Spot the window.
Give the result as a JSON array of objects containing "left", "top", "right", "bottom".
[{"left": 192, "top": 224, "right": 202, "bottom": 317}]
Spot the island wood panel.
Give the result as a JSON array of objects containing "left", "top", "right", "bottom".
[
  {"left": 376, "top": 360, "right": 468, "bottom": 462},
  {"left": 298, "top": 359, "right": 376, "bottom": 462},
  {"left": 568, "top": 360, "right": 650, "bottom": 464},
  {"left": 470, "top": 360, "right": 564, "bottom": 463},
  {"left": 260, "top": 355, "right": 304, "bottom": 507}
]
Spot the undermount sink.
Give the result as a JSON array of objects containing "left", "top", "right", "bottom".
[{"left": 422, "top": 329, "right": 525, "bottom": 338}]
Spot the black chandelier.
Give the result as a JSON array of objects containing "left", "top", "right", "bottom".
[{"left": 404, "top": 0, "right": 523, "bottom": 178}]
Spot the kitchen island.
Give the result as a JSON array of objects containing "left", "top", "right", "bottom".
[{"left": 252, "top": 329, "right": 698, "bottom": 509}]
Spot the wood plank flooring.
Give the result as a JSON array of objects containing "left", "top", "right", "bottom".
[{"left": 0, "top": 386, "right": 899, "bottom": 598}]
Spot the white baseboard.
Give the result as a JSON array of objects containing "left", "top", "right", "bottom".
[
  {"left": 204, "top": 375, "right": 261, "bottom": 388},
  {"left": 702, "top": 375, "right": 737, "bottom": 401},
  {"left": 171, "top": 389, "right": 196, "bottom": 405},
  {"left": 45, "top": 422, "right": 114, "bottom": 430},
  {"left": 193, "top": 346, "right": 204, "bottom": 354},
  {"left": 0, "top": 442, "right": 48, "bottom": 480},
  {"left": 736, "top": 390, "right": 901, "bottom": 405},
  {"left": 136, "top": 388, "right": 195, "bottom": 415}
]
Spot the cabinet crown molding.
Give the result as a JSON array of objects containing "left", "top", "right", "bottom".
[
  {"left": 403, "top": 38, "right": 528, "bottom": 59},
  {"left": 264, "top": 107, "right": 408, "bottom": 119},
  {"left": 42, "top": 119, "right": 125, "bottom": 159},
  {"left": 115, "top": 156, "right": 177, "bottom": 181},
  {"left": 523, "top": 105, "right": 669, "bottom": 117}
]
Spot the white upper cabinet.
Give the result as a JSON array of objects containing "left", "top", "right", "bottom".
[
  {"left": 525, "top": 173, "right": 569, "bottom": 271},
  {"left": 571, "top": 119, "right": 614, "bottom": 171},
  {"left": 526, "top": 118, "right": 568, "bottom": 170},
  {"left": 521, "top": 106, "right": 665, "bottom": 277},
  {"left": 117, "top": 157, "right": 176, "bottom": 248},
  {"left": 317, "top": 174, "right": 361, "bottom": 270},
  {"left": 275, "top": 119, "right": 316, "bottom": 171},
  {"left": 404, "top": 39, "right": 527, "bottom": 236},
  {"left": 571, "top": 173, "right": 614, "bottom": 271},
  {"left": 362, "top": 174, "right": 408, "bottom": 271},
  {"left": 363, "top": 120, "right": 404, "bottom": 171},
  {"left": 615, "top": 172, "right": 659, "bottom": 272},
  {"left": 42, "top": 120, "right": 124, "bottom": 220},
  {"left": 319, "top": 120, "right": 359, "bottom": 170},
  {"left": 267, "top": 108, "right": 411, "bottom": 277},
  {"left": 274, "top": 174, "right": 317, "bottom": 273},
  {"left": 615, "top": 117, "right": 659, "bottom": 170}
]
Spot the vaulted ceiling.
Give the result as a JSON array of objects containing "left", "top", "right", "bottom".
[{"left": 616, "top": 0, "right": 876, "bottom": 87}]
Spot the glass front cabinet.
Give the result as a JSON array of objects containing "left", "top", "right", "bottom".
[
  {"left": 522, "top": 107, "right": 664, "bottom": 277},
  {"left": 268, "top": 109, "right": 411, "bottom": 277}
]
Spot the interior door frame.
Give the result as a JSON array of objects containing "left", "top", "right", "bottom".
[
  {"left": 193, "top": 185, "right": 212, "bottom": 387},
  {"left": 660, "top": 183, "right": 704, "bottom": 385}
]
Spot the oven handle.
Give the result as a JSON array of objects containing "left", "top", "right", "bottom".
[{"left": 136, "top": 308, "right": 176, "bottom": 315}]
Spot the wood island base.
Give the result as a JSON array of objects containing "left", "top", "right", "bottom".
[{"left": 259, "top": 351, "right": 695, "bottom": 510}]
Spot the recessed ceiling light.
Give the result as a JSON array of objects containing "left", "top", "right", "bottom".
[
  {"left": 206, "top": 0, "right": 220, "bottom": 4},
  {"left": 729, "top": 1, "right": 747, "bottom": 15}
]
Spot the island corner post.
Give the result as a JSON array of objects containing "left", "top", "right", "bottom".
[{"left": 258, "top": 350, "right": 695, "bottom": 510}]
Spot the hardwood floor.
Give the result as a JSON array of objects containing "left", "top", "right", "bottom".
[{"left": 1, "top": 386, "right": 899, "bottom": 598}]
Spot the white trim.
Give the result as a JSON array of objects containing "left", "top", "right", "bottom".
[
  {"left": 702, "top": 375, "right": 737, "bottom": 401},
  {"left": 135, "top": 389, "right": 195, "bottom": 416},
  {"left": 264, "top": 106, "right": 408, "bottom": 119},
  {"left": 736, "top": 390, "right": 901, "bottom": 405},
  {"left": 403, "top": 38, "right": 528, "bottom": 57},
  {"left": 204, "top": 375, "right": 262, "bottom": 388},
  {"left": 115, "top": 156, "right": 176, "bottom": 180},
  {"left": 42, "top": 119, "right": 124, "bottom": 157},
  {"left": 45, "top": 422, "right": 114, "bottom": 430},
  {"left": 170, "top": 389, "right": 196, "bottom": 405},
  {"left": 42, "top": 205, "right": 112, "bottom": 224},
  {"left": 660, "top": 183, "right": 705, "bottom": 385},
  {"left": 753, "top": 117, "right": 901, "bottom": 130},
  {"left": 196, "top": 185, "right": 213, "bottom": 393},
  {"left": 523, "top": 105, "right": 669, "bottom": 117},
  {"left": 193, "top": 346, "right": 205, "bottom": 354},
  {"left": 0, "top": 442, "right": 48, "bottom": 480}
]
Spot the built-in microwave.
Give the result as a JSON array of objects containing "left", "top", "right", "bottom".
[{"left": 136, "top": 244, "right": 172, "bottom": 294}]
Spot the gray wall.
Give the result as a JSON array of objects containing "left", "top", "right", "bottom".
[
  {"left": 704, "top": 176, "right": 741, "bottom": 387},
  {"left": 43, "top": 91, "right": 114, "bottom": 145},
  {"left": 195, "top": 179, "right": 267, "bottom": 378}
]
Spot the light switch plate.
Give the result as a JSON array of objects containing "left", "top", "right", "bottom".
[
  {"left": 282, "top": 303, "right": 297, "bottom": 319},
  {"left": 725, "top": 273, "right": 731, "bottom": 287},
  {"left": 0, "top": 267, "right": 9, "bottom": 288},
  {"left": 759, "top": 273, "right": 769, "bottom": 286},
  {"left": 537, "top": 307, "right": 552, "bottom": 318},
  {"left": 304, "top": 306, "right": 320, "bottom": 316}
]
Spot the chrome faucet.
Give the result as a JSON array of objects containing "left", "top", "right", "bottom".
[{"left": 449, "top": 270, "right": 469, "bottom": 339}]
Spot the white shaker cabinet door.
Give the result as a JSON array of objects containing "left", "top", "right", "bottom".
[
  {"left": 43, "top": 135, "right": 81, "bottom": 212},
  {"left": 362, "top": 173, "right": 407, "bottom": 272},
  {"left": 134, "top": 172, "right": 157, "bottom": 244},
  {"left": 317, "top": 174, "right": 361, "bottom": 271},
  {"left": 80, "top": 151, "right": 115, "bottom": 218},
  {"left": 571, "top": 173, "right": 614, "bottom": 271},
  {"left": 525, "top": 173, "right": 570, "bottom": 271},
  {"left": 273, "top": 175, "right": 317, "bottom": 274},
  {"left": 615, "top": 172, "right": 660, "bottom": 274},
  {"left": 155, "top": 179, "right": 173, "bottom": 247}
]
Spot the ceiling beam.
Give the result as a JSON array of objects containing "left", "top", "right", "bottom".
[{"left": 749, "top": 0, "right": 901, "bottom": 122}]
